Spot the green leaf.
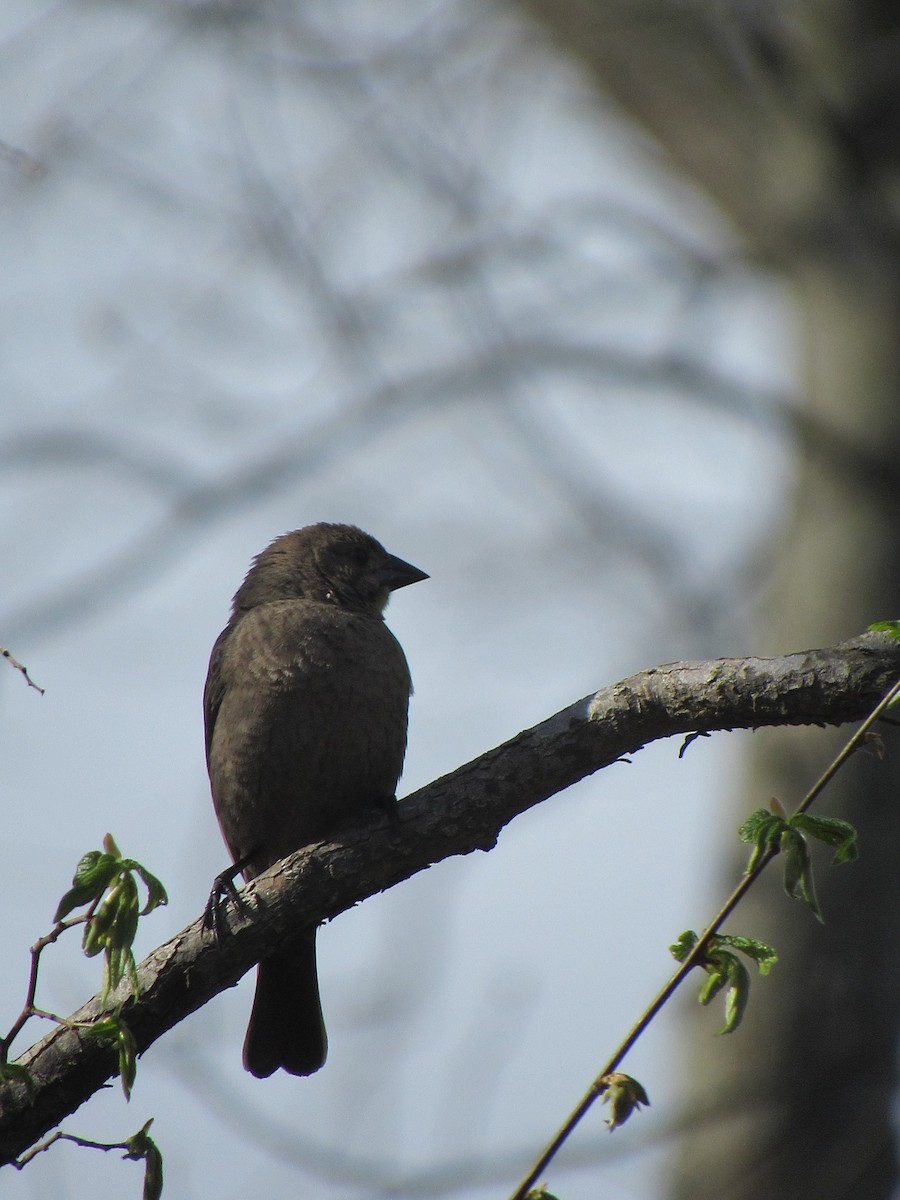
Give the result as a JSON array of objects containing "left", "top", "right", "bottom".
[
  {"left": 697, "top": 964, "right": 728, "bottom": 1006},
  {"left": 82, "top": 897, "right": 117, "bottom": 957},
  {"left": 790, "top": 813, "right": 858, "bottom": 864},
  {"left": 71, "top": 850, "right": 114, "bottom": 888},
  {"left": 101, "top": 875, "right": 141, "bottom": 999},
  {"left": 123, "top": 1118, "right": 154, "bottom": 1157},
  {"left": 54, "top": 884, "right": 96, "bottom": 924},
  {"left": 780, "top": 828, "right": 805, "bottom": 896},
  {"left": 868, "top": 620, "right": 900, "bottom": 640},
  {"left": 739, "top": 809, "right": 788, "bottom": 874},
  {"left": 142, "top": 1139, "right": 164, "bottom": 1200},
  {"left": 116, "top": 1021, "right": 138, "bottom": 1102},
  {"left": 54, "top": 850, "right": 120, "bottom": 922},
  {"left": 781, "top": 828, "right": 823, "bottom": 922},
  {"left": 134, "top": 866, "right": 168, "bottom": 915},
  {"left": 601, "top": 1073, "right": 650, "bottom": 1130},
  {"left": 104, "top": 946, "right": 121, "bottom": 1000},
  {"left": 710, "top": 934, "right": 778, "bottom": 975},
  {"left": 103, "top": 941, "right": 137, "bottom": 1002},
  {"left": 697, "top": 950, "right": 752, "bottom": 1032},
  {"left": 73, "top": 846, "right": 164, "bottom": 1002},
  {"left": 124, "top": 1118, "right": 164, "bottom": 1197},
  {"left": 669, "top": 930, "right": 698, "bottom": 962},
  {"left": 115, "top": 874, "right": 141, "bottom": 946},
  {"left": 117, "top": 860, "right": 168, "bottom": 915},
  {"left": 83, "top": 1015, "right": 122, "bottom": 1039},
  {"left": 84, "top": 1015, "right": 138, "bottom": 1099},
  {"left": 720, "top": 956, "right": 750, "bottom": 1034},
  {"left": 738, "top": 809, "right": 776, "bottom": 843},
  {"left": 675, "top": 933, "right": 777, "bottom": 1033}
]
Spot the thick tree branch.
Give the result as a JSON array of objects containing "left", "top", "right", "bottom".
[{"left": 1, "top": 633, "right": 898, "bottom": 1163}]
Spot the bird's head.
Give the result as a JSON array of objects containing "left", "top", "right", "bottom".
[{"left": 232, "top": 523, "right": 428, "bottom": 617}]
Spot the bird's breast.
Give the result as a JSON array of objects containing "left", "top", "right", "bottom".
[{"left": 208, "top": 599, "right": 412, "bottom": 870}]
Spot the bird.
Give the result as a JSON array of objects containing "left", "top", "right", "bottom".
[{"left": 203, "top": 522, "right": 427, "bottom": 1077}]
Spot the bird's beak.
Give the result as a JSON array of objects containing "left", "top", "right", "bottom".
[{"left": 379, "top": 554, "right": 429, "bottom": 591}]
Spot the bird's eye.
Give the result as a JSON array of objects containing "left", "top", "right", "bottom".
[{"left": 332, "top": 540, "right": 371, "bottom": 569}]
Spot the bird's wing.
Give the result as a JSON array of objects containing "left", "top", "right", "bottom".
[{"left": 203, "top": 623, "right": 232, "bottom": 766}]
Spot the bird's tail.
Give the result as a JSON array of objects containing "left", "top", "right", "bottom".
[{"left": 243, "top": 930, "right": 327, "bottom": 1077}]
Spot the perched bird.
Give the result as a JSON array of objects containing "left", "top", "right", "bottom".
[{"left": 204, "top": 523, "right": 427, "bottom": 1077}]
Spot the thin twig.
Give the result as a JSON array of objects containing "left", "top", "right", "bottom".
[
  {"left": 0, "top": 918, "right": 86, "bottom": 1064},
  {"left": 13, "top": 1129, "right": 128, "bottom": 1169},
  {"left": 508, "top": 676, "right": 900, "bottom": 1200},
  {"left": 0, "top": 647, "right": 44, "bottom": 694}
]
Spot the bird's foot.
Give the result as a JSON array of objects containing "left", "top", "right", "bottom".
[{"left": 203, "top": 856, "right": 253, "bottom": 939}]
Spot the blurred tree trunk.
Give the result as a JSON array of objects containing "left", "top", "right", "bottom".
[{"left": 519, "top": 3, "right": 900, "bottom": 1196}]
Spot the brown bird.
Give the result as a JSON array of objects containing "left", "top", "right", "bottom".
[{"left": 204, "top": 523, "right": 427, "bottom": 1077}]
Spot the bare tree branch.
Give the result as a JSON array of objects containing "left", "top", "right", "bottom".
[
  {"left": 0, "top": 648, "right": 44, "bottom": 695},
  {"left": 1, "top": 633, "right": 898, "bottom": 1165}
]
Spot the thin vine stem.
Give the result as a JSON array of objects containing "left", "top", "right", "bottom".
[
  {"left": 0, "top": 914, "right": 91, "bottom": 1065},
  {"left": 508, "top": 676, "right": 900, "bottom": 1200},
  {"left": 0, "top": 647, "right": 44, "bottom": 695},
  {"left": 14, "top": 1128, "right": 132, "bottom": 1169}
]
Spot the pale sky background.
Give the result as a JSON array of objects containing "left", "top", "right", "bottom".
[{"left": 1, "top": 2, "right": 798, "bottom": 1198}]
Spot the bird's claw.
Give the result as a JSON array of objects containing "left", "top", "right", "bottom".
[{"left": 203, "top": 863, "right": 250, "bottom": 939}]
